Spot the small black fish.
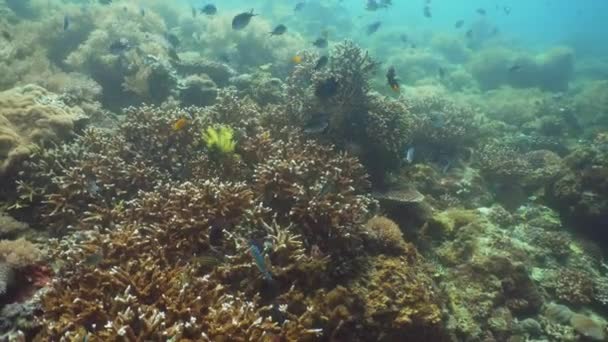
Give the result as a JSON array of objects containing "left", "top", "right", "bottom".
[
  {"left": 191, "top": 6, "right": 197, "bottom": 18},
  {"left": 386, "top": 66, "right": 400, "bottom": 92},
  {"left": 455, "top": 20, "right": 464, "bottom": 28},
  {"left": 438, "top": 67, "right": 445, "bottom": 79},
  {"left": 165, "top": 33, "right": 180, "bottom": 48},
  {"left": 366, "top": 21, "right": 382, "bottom": 35},
  {"left": 201, "top": 4, "right": 217, "bottom": 15},
  {"left": 219, "top": 54, "right": 230, "bottom": 63},
  {"left": 312, "top": 37, "right": 328, "bottom": 48},
  {"left": 429, "top": 111, "right": 445, "bottom": 128},
  {"left": 232, "top": 9, "right": 256, "bottom": 30},
  {"left": 314, "top": 55, "right": 329, "bottom": 70},
  {"left": 508, "top": 64, "right": 522, "bottom": 72},
  {"left": 1, "top": 31, "right": 12, "bottom": 42},
  {"left": 476, "top": 8, "right": 486, "bottom": 15},
  {"left": 399, "top": 33, "right": 408, "bottom": 43},
  {"left": 465, "top": 29, "right": 473, "bottom": 38},
  {"left": 209, "top": 219, "right": 226, "bottom": 246},
  {"left": 304, "top": 112, "right": 330, "bottom": 134},
  {"left": 270, "top": 24, "right": 287, "bottom": 36},
  {"left": 98, "top": 0, "right": 112, "bottom": 4},
  {"left": 168, "top": 48, "right": 180, "bottom": 62},
  {"left": 314, "top": 77, "right": 339, "bottom": 99},
  {"left": 411, "top": 43, "right": 417, "bottom": 49},
  {"left": 140, "top": 7, "right": 145, "bottom": 17},
  {"left": 294, "top": 2, "right": 305, "bottom": 12},
  {"left": 366, "top": 0, "right": 380, "bottom": 11},
  {"left": 423, "top": 6, "right": 432, "bottom": 18},
  {"left": 63, "top": 15, "right": 70, "bottom": 31},
  {"left": 503, "top": 6, "right": 511, "bottom": 15},
  {"left": 109, "top": 38, "right": 131, "bottom": 54}
]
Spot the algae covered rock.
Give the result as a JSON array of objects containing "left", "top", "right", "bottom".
[{"left": 0, "top": 84, "right": 86, "bottom": 177}]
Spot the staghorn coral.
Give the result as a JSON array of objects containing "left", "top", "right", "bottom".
[
  {"left": 252, "top": 136, "right": 375, "bottom": 253},
  {"left": 0, "top": 84, "right": 86, "bottom": 178},
  {"left": 5, "top": 92, "right": 448, "bottom": 339}
]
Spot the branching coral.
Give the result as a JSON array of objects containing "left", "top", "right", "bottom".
[
  {"left": 6, "top": 92, "right": 448, "bottom": 339},
  {"left": 282, "top": 41, "right": 414, "bottom": 183}
]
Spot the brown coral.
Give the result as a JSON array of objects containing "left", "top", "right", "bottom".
[{"left": 0, "top": 84, "right": 86, "bottom": 177}]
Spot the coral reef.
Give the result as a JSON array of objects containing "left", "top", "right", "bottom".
[
  {"left": 6, "top": 97, "right": 446, "bottom": 340},
  {"left": 0, "top": 5, "right": 607, "bottom": 341}
]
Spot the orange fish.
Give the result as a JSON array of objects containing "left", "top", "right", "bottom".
[
  {"left": 172, "top": 118, "right": 188, "bottom": 131},
  {"left": 291, "top": 55, "right": 302, "bottom": 64}
]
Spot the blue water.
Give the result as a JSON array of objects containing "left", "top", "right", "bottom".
[{"left": 180, "top": 0, "right": 608, "bottom": 55}]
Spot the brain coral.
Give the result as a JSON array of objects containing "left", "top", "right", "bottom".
[{"left": 0, "top": 84, "right": 85, "bottom": 177}]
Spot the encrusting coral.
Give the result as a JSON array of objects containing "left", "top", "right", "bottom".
[{"left": 0, "top": 84, "right": 86, "bottom": 178}]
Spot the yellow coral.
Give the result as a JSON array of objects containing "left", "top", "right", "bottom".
[
  {"left": 202, "top": 125, "right": 236, "bottom": 154},
  {"left": 364, "top": 215, "right": 406, "bottom": 251}
]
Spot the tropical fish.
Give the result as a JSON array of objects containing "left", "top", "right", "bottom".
[
  {"left": 172, "top": 118, "right": 188, "bottom": 131},
  {"left": 386, "top": 66, "right": 400, "bottom": 92},
  {"left": 314, "top": 55, "right": 329, "bottom": 70},
  {"left": 366, "top": 0, "right": 380, "bottom": 11},
  {"left": 165, "top": 33, "right": 180, "bottom": 48},
  {"left": 504, "top": 6, "right": 512, "bottom": 15},
  {"left": 423, "top": 6, "right": 432, "bottom": 18},
  {"left": 455, "top": 20, "right": 464, "bottom": 28},
  {"left": 367, "top": 21, "right": 382, "bottom": 35},
  {"left": 98, "top": 0, "right": 112, "bottom": 4},
  {"left": 232, "top": 10, "right": 256, "bottom": 30},
  {"left": 312, "top": 37, "right": 328, "bottom": 48},
  {"left": 294, "top": 2, "right": 305, "bottom": 12},
  {"left": 304, "top": 112, "right": 330, "bottom": 134},
  {"left": 429, "top": 111, "right": 446, "bottom": 128},
  {"left": 63, "top": 15, "right": 70, "bottom": 31},
  {"left": 191, "top": 6, "right": 197, "bottom": 18},
  {"left": 399, "top": 33, "right": 408, "bottom": 43},
  {"left": 476, "top": 8, "right": 486, "bottom": 15},
  {"left": 509, "top": 64, "right": 522, "bottom": 72},
  {"left": 314, "top": 77, "right": 339, "bottom": 99},
  {"left": 168, "top": 48, "right": 180, "bottom": 62},
  {"left": 438, "top": 67, "right": 446, "bottom": 79},
  {"left": 200, "top": 4, "right": 217, "bottom": 15},
  {"left": 270, "top": 24, "right": 287, "bottom": 36},
  {"left": 404, "top": 147, "right": 415, "bottom": 163},
  {"left": 465, "top": 29, "right": 473, "bottom": 39},
  {"left": 109, "top": 38, "right": 131, "bottom": 55},
  {"left": 1, "top": 31, "right": 12, "bottom": 42},
  {"left": 291, "top": 55, "right": 302, "bottom": 64},
  {"left": 249, "top": 242, "right": 272, "bottom": 281}
]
